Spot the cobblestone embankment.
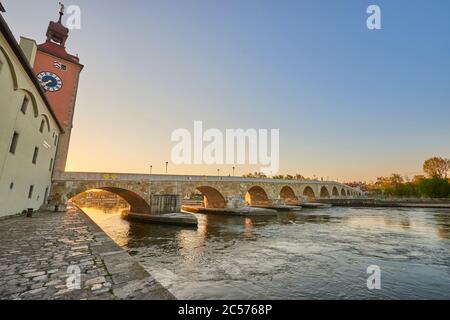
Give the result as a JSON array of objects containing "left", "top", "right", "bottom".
[{"left": 0, "top": 207, "right": 175, "bottom": 300}]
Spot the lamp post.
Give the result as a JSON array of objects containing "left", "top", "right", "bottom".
[
  {"left": 150, "top": 165, "right": 152, "bottom": 175},
  {"left": 165, "top": 162, "right": 168, "bottom": 174},
  {"left": 232, "top": 166, "right": 235, "bottom": 176},
  {"left": 217, "top": 169, "right": 220, "bottom": 177}
]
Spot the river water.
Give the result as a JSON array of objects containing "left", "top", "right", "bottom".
[{"left": 80, "top": 205, "right": 450, "bottom": 299}]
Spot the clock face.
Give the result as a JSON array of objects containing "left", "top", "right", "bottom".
[{"left": 37, "top": 71, "right": 63, "bottom": 92}]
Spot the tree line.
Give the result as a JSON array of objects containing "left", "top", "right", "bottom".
[{"left": 368, "top": 157, "right": 450, "bottom": 198}]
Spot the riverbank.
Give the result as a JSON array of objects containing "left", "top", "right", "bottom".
[
  {"left": 0, "top": 206, "right": 174, "bottom": 300},
  {"left": 321, "top": 198, "right": 450, "bottom": 209}
]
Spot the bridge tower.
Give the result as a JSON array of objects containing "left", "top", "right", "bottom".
[{"left": 33, "top": 5, "right": 83, "bottom": 172}]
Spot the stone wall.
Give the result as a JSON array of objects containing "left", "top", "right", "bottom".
[{"left": 51, "top": 173, "right": 364, "bottom": 215}]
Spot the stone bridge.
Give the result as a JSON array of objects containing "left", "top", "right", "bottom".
[{"left": 51, "top": 172, "right": 363, "bottom": 214}]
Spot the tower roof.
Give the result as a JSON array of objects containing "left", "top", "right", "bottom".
[{"left": 38, "top": 3, "right": 81, "bottom": 65}]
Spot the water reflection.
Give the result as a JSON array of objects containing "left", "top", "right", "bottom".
[
  {"left": 79, "top": 204, "right": 450, "bottom": 300},
  {"left": 433, "top": 213, "right": 450, "bottom": 240},
  {"left": 244, "top": 218, "right": 253, "bottom": 238},
  {"left": 347, "top": 211, "right": 444, "bottom": 237}
]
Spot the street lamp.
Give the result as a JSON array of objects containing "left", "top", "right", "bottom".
[
  {"left": 217, "top": 169, "right": 220, "bottom": 177},
  {"left": 150, "top": 165, "right": 152, "bottom": 175},
  {"left": 165, "top": 162, "right": 168, "bottom": 174},
  {"left": 232, "top": 166, "right": 235, "bottom": 176}
]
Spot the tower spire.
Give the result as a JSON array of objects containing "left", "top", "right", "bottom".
[
  {"left": 45, "top": 2, "right": 69, "bottom": 47},
  {"left": 58, "top": 2, "right": 65, "bottom": 23}
]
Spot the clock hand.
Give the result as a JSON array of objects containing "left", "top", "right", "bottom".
[{"left": 41, "top": 80, "right": 52, "bottom": 87}]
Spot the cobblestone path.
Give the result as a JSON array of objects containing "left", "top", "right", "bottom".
[{"left": 0, "top": 207, "right": 174, "bottom": 300}]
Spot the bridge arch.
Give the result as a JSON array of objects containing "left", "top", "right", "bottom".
[
  {"left": 196, "top": 186, "right": 227, "bottom": 209},
  {"left": 332, "top": 187, "right": 339, "bottom": 197},
  {"left": 280, "top": 186, "right": 298, "bottom": 205},
  {"left": 341, "top": 188, "right": 346, "bottom": 197},
  {"left": 67, "top": 187, "right": 151, "bottom": 214},
  {"left": 245, "top": 186, "right": 270, "bottom": 206},
  {"left": 320, "top": 186, "right": 330, "bottom": 199},
  {"left": 302, "top": 186, "right": 316, "bottom": 202}
]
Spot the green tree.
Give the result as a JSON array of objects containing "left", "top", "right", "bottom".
[
  {"left": 418, "top": 177, "right": 450, "bottom": 198},
  {"left": 423, "top": 157, "right": 450, "bottom": 178},
  {"left": 370, "top": 174, "right": 419, "bottom": 197},
  {"left": 389, "top": 174, "right": 404, "bottom": 185}
]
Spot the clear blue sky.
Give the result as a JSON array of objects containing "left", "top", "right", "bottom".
[{"left": 3, "top": 0, "right": 450, "bottom": 181}]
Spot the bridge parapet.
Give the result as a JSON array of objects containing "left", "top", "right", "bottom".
[{"left": 53, "top": 171, "right": 348, "bottom": 186}]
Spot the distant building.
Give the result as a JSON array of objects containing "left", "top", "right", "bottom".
[{"left": 0, "top": 6, "right": 82, "bottom": 217}]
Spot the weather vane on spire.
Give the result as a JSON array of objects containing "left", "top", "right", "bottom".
[
  {"left": 58, "top": 2, "right": 65, "bottom": 22},
  {"left": 59, "top": 2, "right": 65, "bottom": 14}
]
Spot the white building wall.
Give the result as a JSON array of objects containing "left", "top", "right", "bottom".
[{"left": 0, "top": 32, "right": 61, "bottom": 217}]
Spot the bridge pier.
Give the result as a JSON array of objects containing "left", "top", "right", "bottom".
[
  {"left": 271, "top": 198, "right": 283, "bottom": 206},
  {"left": 150, "top": 195, "right": 181, "bottom": 214},
  {"left": 226, "top": 196, "right": 246, "bottom": 209}
]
